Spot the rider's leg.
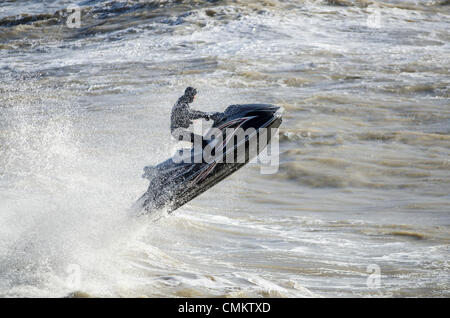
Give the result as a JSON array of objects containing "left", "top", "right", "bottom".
[{"left": 172, "top": 129, "right": 208, "bottom": 148}]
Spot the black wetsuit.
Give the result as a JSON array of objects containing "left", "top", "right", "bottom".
[{"left": 171, "top": 94, "right": 210, "bottom": 146}]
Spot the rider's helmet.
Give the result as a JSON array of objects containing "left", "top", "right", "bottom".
[{"left": 184, "top": 87, "right": 197, "bottom": 103}]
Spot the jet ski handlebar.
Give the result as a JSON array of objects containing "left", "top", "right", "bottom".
[{"left": 209, "top": 112, "right": 224, "bottom": 123}]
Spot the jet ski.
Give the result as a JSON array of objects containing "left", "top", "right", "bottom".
[{"left": 135, "top": 103, "right": 282, "bottom": 215}]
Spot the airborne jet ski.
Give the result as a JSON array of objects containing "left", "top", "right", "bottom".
[{"left": 135, "top": 103, "right": 282, "bottom": 215}]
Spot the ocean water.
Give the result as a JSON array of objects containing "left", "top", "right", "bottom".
[{"left": 0, "top": 0, "right": 449, "bottom": 297}]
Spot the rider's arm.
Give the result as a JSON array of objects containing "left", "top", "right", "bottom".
[{"left": 187, "top": 108, "right": 212, "bottom": 120}]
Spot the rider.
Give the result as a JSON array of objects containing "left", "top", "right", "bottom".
[{"left": 171, "top": 87, "right": 220, "bottom": 148}]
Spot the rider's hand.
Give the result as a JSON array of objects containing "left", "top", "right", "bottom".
[{"left": 209, "top": 112, "right": 221, "bottom": 121}]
